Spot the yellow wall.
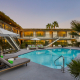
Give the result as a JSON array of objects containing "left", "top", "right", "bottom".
[
  {"left": 36, "top": 31, "right": 45, "bottom": 36},
  {"left": 58, "top": 31, "right": 66, "bottom": 37},
  {"left": 24, "top": 31, "right": 33, "bottom": 36}
]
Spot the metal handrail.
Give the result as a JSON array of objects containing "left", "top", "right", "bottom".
[{"left": 54, "top": 55, "right": 65, "bottom": 73}]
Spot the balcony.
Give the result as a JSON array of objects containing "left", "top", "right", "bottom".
[
  {"left": 0, "top": 21, "right": 20, "bottom": 34},
  {"left": 24, "top": 33, "right": 33, "bottom": 37},
  {"left": 36, "top": 34, "right": 45, "bottom": 37},
  {"left": 25, "top": 35, "right": 33, "bottom": 37}
]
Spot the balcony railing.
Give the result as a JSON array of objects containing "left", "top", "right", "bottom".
[
  {"left": 36, "top": 35, "right": 45, "bottom": 37},
  {"left": 0, "top": 23, "right": 20, "bottom": 34},
  {"left": 24, "top": 35, "right": 33, "bottom": 37},
  {"left": 22, "top": 34, "right": 78, "bottom": 39},
  {"left": 0, "top": 24, "right": 79, "bottom": 39}
]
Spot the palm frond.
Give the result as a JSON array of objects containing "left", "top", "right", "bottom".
[
  {"left": 46, "top": 23, "right": 51, "bottom": 29},
  {"left": 67, "top": 59, "right": 80, "bottom": 79},
  {"left": 69, "top": 31, "right": 79, "bottom": 36},
  {"left": 71, "top": 20, "right": 80, "bottom": 32},
  {"left": 52, "top": 21, "right": 59, "bottom": 28}
]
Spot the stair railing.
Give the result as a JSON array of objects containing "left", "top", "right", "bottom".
[{"left": 54, "top": 55, "right": 65, "bottom": 73}]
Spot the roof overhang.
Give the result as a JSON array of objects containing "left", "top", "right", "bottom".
[{"left": 0, "top": 28, "right": 19, "bottom": 37}]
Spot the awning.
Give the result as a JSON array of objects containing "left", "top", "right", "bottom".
[{"left": 0, "top": 28, "right": 19, "bottom": 37}]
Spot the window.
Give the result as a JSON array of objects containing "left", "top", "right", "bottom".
[
  {"left": 57, "top": 31, "right": 66, "bottom": 37},
  {"left": 24, "top": 31, "right": 33, "bottom": 37},
  {"left": 36, "top": 31, "right": 45, "bottom": 37}
]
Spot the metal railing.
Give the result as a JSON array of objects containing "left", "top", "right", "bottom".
[
  {"left": 0, "top": 24, "right": 79, "bottom": 39},
  {"left": 54, "top": 55, "right": 65, "bottom": 73},
  {"left": 46, "top": 38, "right": 60, "bottom": 47},
  {"left": 0, "top": 24, "right": 20, "bottom": 34},
  {"left": 22, "top": 34, "right": 78, "bottom": 39},
  {"left": 5, "top": 36, "right": 20, "bottom": 50}
]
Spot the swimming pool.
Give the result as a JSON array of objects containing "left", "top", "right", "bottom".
[{"left": 19, "top": 48, "right": 80, "bottom": 69}]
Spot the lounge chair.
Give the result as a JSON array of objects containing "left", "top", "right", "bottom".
[
  {"left": 3, "top": 54, "right": 18, "bottom": 60},
  {"left": 32, "top": 45, "right": 36, "bottom": 48},
  {"left": 29, "top": 45, "right": 36, "bottom": 50},
  {"left": 0, "top": 54, "right": 18, "bottom": 68},
  {"left": 0, "top": 57, "right": 30, "bottom": 72},
  {"left": 37, "top": 45, "right": 41, "bottom": 48},
  {"left": 37, "top": 44, "right": 44, "bottom": 49},
  {"left": 28, "top": 45, "right": 33, "bottom": 50},
  {"left": 28, "top": 45, "right": 32, "bottom": 48}
]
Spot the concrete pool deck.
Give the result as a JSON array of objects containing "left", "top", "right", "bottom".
[{"left": 0, "top": 47, "right": 80, "bottom": 80}]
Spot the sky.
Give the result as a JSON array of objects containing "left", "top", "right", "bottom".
[{"left": 0, "top": 0, "right": 80, "bottom": 29}]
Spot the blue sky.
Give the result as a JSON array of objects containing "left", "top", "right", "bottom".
[{"left": 0, "top": 0, "right": 80, "bottom": 29}]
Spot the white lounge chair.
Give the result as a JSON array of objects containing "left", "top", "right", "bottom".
[
  {"left": 37, "top": 44, "right": 44, "bottom": 49},
  {"left": 28, "top": 45, "right": 32, "bottom": 48},
  {"left": 29, "top": 45, "right": 36, "bottom": 50}
]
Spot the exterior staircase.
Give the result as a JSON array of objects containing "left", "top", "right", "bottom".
[
  {"left": 5, "top": 36, "right": 20, "bottom": 50},
  {"left": 46, "top": 38, "right": 60, "bottom": 47}
]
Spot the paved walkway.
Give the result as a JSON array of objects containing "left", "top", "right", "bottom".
[{"left": 0, "top": 47, "right": 80, "bottom": 80}]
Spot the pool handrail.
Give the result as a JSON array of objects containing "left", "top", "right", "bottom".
[{"left": 54, "top": 55, "right": 65, "bottom": 73}]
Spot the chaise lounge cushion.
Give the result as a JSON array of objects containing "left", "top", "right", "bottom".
[
  {"left": 12, "top": 58, "right": 30, "bottom": 66},
  {"left": 3, "top": 54, "right": 18, "bottom": 59},
  {"left": 0, "top": 57, "right": 12, "bottom": 67},
  {"left": 0, "top": 57, "right": 30, "bottom": 67}
]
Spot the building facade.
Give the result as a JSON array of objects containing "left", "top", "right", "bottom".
[{"left": 0, "top": 20, "right": 78, "bottom": 48}]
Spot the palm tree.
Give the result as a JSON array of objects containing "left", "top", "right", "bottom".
[
  {"left": 69, "top": 31, "right": 79, "bottom": 36},
  {"left": 70, "top": 20, "right": 80, "bottom": 36},
  {"left": 46, "top": 23, "right": 51, "bottom": 29},
  {"left": 51, "top": 24, "right": 54, "bottom": 29},
  {"left": 52, "top": 21, "right": 59, "bottom": 29},
  {"left": 68, "top": 20, "right": 80, "bottom": 79},
  {"left": 67, "top": 59, "right": 80, "bottom": 80},
  {"left": 70, "top": 20, "right": 80, "bottom": 44}
]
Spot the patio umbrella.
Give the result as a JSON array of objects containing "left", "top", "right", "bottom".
[
  {"left": 31, "top": 38, "right": 40, "bottom": 40},
  {"left": 31, "top": 38, "right": 40, "bottom": 45}
]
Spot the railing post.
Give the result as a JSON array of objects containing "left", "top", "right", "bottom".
[{"left": 62, "top": 57, "right": 65, "bottom": 73}]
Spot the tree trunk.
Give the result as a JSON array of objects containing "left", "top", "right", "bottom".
[{"left": 54, "top": 26, "right": 55, "bottom": 29}]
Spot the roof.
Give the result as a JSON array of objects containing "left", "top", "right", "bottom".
[
  {"left": 0, "top": 28, "right": 19, "bottom": 37},
  {"left": 23, "top": 28, "right": 73, "bottom": 31},
  {"left": 0, "top": 11, "right": 22, "bottom": 30}
]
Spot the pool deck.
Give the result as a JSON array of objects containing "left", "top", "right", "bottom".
[{"left": 0, "top": 47, "right": 80, "bottom": 80}]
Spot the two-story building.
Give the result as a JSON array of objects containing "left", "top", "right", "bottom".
[
  {"left": 0, "top": 19, "right": 78, "bottom": 50},
  {"left": 19, "top": 28, "right": 77, "bottom": 46}
]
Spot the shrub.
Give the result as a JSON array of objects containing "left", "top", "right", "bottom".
[{"left": 67, "top": 59, "right": 80, "bottom": 80}]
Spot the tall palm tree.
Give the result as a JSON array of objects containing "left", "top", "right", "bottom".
[
  {"left": 46, "top": 23, "right": 51, "bottom": 29},
  {"left": 52, "top": 21, "right": 59, "bottom": 29},
  {"left": 51, "top": 24, "right": 54, "bottom": 29},
  {"left": 69, "top": 20, "right": 80, "bottom": 40},
  {"left": 70, "top": 20, "right": 80, "bottom": 35},
  {"left": 68, "top": 20, "right": 80, "bottom": 79}
]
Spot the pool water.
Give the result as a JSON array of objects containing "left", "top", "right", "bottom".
[{"left": 19, "top": 48, "right": 80, "bottom": 69}]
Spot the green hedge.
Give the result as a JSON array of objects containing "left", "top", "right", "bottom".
[
  {"left": 53, "top": 42, "right": 68, "bottom": 46},
  {"left": 20, "top": 41, "right": 45, "bottom": 49}
]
